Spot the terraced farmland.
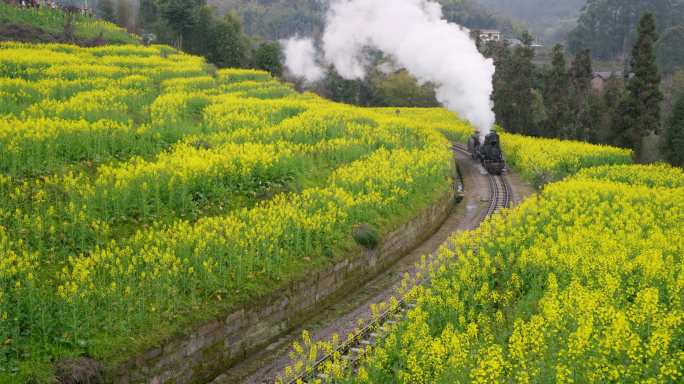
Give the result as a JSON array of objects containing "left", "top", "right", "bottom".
[
  {"left": 0, "top": 42, "right": 468, "bottom": 381},
  {"left": 0, "top": 42, "right": 645, "bottom": 382}
]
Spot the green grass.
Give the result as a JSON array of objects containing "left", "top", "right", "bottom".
[{"left": 0, "top": 3, "right": 139, "bottom": 45}]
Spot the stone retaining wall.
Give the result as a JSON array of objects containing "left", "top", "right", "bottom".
[{"left": 112, "top": 184, "right": 457, "bottom": 383}]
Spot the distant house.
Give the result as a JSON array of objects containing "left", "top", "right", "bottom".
[
  {"left": 479, "top": 29, "right": 502, "bottom": 43},
  {"left": 592, "top": 71, "right": 624, "bottom": 92},
  {"left": 505, "top": 37, "right": 543, "bottom": 48},
  {"left": 507, "top": 38, "right": 523, "bottom": 47}
]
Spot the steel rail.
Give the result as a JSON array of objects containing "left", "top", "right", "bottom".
[{"left": 287, "top": 142, "right": 511, "bottom": 383}]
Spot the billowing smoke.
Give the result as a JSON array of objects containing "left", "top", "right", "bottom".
[
  {"left": 282, "top": 0, "right": 496, "bottom": 135},
  {"left": 282, "top": 38, "right": 326, "bottom": 84}
]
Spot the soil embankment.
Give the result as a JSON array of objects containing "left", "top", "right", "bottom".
[{"left": 0, "top": 23, "right": 109, "bottom": 46}]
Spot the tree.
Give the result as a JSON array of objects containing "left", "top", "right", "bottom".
[
  {"left": 324, "top": 68, "right": 364, "bottom": 105},
  {"left": 97, "top": 0, "right": 115, "bottom": 23},
  {"left": 185, "top": 6, "right": 214, "bottom": 58},
  {"left": 543, "top": 44, "right": 571, "bottom": 138},
  {"left": 156, "top": 0, "right": 204, "bottom": 49},
  {"left": 153, "top": 2, "right": 250, "bottom": 69},
  {"left": 472, "top": 29, "right": 483, "bottom": 52},
  {"left": 509, "top": 31, "right": 537, "bottom": 135},
  {"left": 625, "top": 13, "right": 664, "bottom": 160},
  {"left": 602, "top": 76, "right": 627, "bottom": 144},
  {"left": 570, "top": 49, "right": 593, "bottom": 95},
  {"left": 663, "top": 92, "right": 684, "bottom": 166},
  {"left": 138, "top": 0, "right": 158, "bottom": 32},
  {"left": 369, "top": 70, "right": 438, "bottom": 108},
  {"left": 656, "top": 29, "right": 684, "bottom": 122},
  {"left": 569, "top": 48, "right": 594, "bottom": 140},
  {"left": 568, "top": 0, "right": 684, "bottom": 60},
  {"left": 530, "top": 88, "right": 548, "bottom": 129},
  {"left": 657, "top": 26, "right": 684, "bottom": 74},
  {"left": 610, "top": 94, "right": 636, "bottom": 149},
  {"left": 217, "top": 0, "right": 324, "bottom": 40},
  {"left": 116, "top": 0, "right": 135, "bottom": 32},
  {"left": 205, "top": 12, "right": 250, "bottom": 68},
  {"left": 254, "top": 42, "right": 283, "bottom": 77},
  {"left": 584, "top": 91, "right": 607, "bottom": 144},
  {"left": 491, "top": 40, "right": 515, "bottom": 132}
]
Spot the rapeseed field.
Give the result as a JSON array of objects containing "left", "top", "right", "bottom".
[
  {"left": 334, "top": 164, "right": 683, "bottom": 383},
  {"left": 0, "top": 42, "right": 636, "bottom": 381}
]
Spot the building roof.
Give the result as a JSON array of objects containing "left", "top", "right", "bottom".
[{"left": 593, "top": 71, "right": 624, "bottom": 80}]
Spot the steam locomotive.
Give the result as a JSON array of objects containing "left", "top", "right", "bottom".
[{"left": 467, "top": 130, "right": 506, "bottom": 175}]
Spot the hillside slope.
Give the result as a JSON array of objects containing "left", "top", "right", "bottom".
[
  {"left": 0, "top": 3, "right": 139, "bottom": 45},
  {"left": 208, "top": 0, "right": 512, "bottom": 40},
  {"left": 475, "top": 0, "right": 585, "bottom": 41},
  {"left": 0, "top": 41, "right": 459, "bottom": 382}
]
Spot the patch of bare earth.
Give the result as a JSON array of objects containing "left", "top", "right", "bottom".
[{"left": 54, "top": 357, "right": 104, "bottom": 384}]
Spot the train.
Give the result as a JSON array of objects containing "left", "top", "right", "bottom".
[{"left": 467, "top": 130, "right": 506, "bottom": 175}]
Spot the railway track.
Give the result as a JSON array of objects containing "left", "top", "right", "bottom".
[
  {"left": 452, "top": 143, "right": 511, "bottom": 213},
  {"left": 285, "top": 142, "right": 511, "bottom": 384}
]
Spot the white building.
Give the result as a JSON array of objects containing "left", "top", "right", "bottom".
[{"left": 479, "top": 29, "right": 502, "bottom": 43}]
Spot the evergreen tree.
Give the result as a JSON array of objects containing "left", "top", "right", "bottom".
[
  {"left": 568, "top": 0, "right": 684, "bottom": 60},
  {"left": 625, "top": 13, "right": 664, "bottom": 160},
  {"left": 570, "top": 49, "right": 593, "bottom": 97},
  {"left": 663, "top": 93, "right": 684, "bottom": 167},
  {"left": 97, "top": 0, "right": 116, "bottom": 23},
  {"left": 156, "top": 0, "right": 204, "bottom": 49},
  {"left": 491, "top": 40, "right": 515, "bottom": 132},
  {"left": 138, "top": 0, "right": 158, "bottom": 32},
  {"left": 495, "top": 31, "right": 536, "bottom": 135},
  {"left": 610, "top": 93, "right": 636, "bottom": 149},
  {"left": 185, "top": 6, "right": 214, "bottom": 59},
  {"left": 569, "top": 48, "right": 594, "bottom": 140},
  {"left": 584, "top": 91, "right": 606, "bottom": 144},
  {"left": 530, "top": 88, "right": 548, "bottom": 130},
  {"left": 511, "top": 31, "right": 536, "bottom": 135},
  {"left": 602, "top": 76, "right": 627, "bottom": 144},
  {"left": 657, "top": 26, "right": 684, "bottom": 74},
  {"left": 543, "top": 44, "right": 571, "bottom": 138},
  {"left": 254, "top": 42, "right": 283, "bottom": 77},
  {"left": 206, "top": 12, "right": 249, "bottom": 68}
]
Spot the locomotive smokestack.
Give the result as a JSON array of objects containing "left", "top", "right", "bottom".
[{"left": 282, "top": 0, "right": 496, "bottom": 136}]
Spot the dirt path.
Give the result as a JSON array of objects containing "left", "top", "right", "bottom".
[{"left": 211, "top": 150, "right": 534, "bottom": 384}]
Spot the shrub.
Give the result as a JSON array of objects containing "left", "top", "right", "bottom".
[{"left": 352, "top": 223, "right": 379, "bottom": 250}]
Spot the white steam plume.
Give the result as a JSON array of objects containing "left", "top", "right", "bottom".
[
  {"left": 282, "top": 0, "right": 496, "bottom": 135},
  {"left": 282, "top": 37, "right": 326, "bottom": 83}
]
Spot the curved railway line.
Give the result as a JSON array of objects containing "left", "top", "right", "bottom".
[
  {"left": 452, "top": 143, "right": 511, "bottom": 214},
  {"left": 287, "top": 142, "right": 512, "bottom": 384}
]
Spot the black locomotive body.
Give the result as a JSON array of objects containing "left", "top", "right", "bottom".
[{"left": 467, "top": 131, "right": 506, "bottom": 175}]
